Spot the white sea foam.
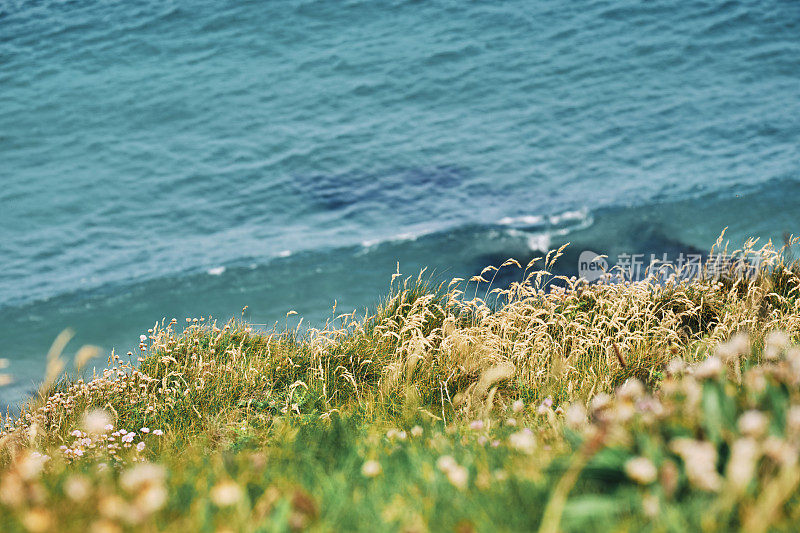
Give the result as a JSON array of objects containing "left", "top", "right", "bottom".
[
  {"left": 498, "top": 215, "right": 544, "bottom": 226},
  {"left": 207, "top": 266, "right": 226, "bottom": 276}
]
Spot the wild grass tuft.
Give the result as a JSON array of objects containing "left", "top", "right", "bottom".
[{"left": 2, "top": 236, "right": 800, "bottom": 531}]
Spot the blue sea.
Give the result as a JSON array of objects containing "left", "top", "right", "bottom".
[{"left": 1, "top": 0, "right": 799, "bottom": 407}]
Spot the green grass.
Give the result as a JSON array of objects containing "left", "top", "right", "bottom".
[{"left": 2, "top": 239, "right": 800, "bottom": 531}]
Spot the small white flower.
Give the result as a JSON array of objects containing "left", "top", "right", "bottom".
[
  {"left": 140, "top": 427, "right": 150, "bottom": 434},
  {"left": 410, "top": 425, "right": 423, "bottom": 437},
  {"left": 82, "top": 409, "right": 112, "bottom": 435},
  {"left": 446, "top": 465, "right": 469, "bottom": 490},
  {"left": 617, "top": 378, "right": 645, "bottom": 401},
  {"left": 509, "top": 430, "right": 536, "bottom": 454},
  {"left": 136, "top": 442, "right": 146, "bottom": 452},
  {"left": 738, "top": 410, "right": 769, "bottom": 438},
  {"left": 152, "top": 429, "right": 163, "bottom": 436},
  {"left": 764, "top": 330, "right": 790, "bottom": 360},
  {"left": 695, "top": 356, "right": 724, "bottom": 379},
  {"left": 361, "top": 460, "right": 382, "bottom": 478},
  {"left": 624, "top": 457, "right": 657, "bottom": 484},
  {"left": 436, "top": 455, "right": 457, "bottom": 473},
  {"left": 565, "top": 403, "right": 587, "bottom": 429},
  {"left": 512, "top": 399, "right": 524, "bottom": 413},
  {"left": 139, "top": 335, "right": 148, "bottom": 342},
  {"left": 122, "top": 432, "right": 136, "bottom": 443},
  {"left": 726, "top": 438, "right": 760, "bottom": 491},
  {"left": 386, "top": 429, "right": 406, "bottom": 440}
]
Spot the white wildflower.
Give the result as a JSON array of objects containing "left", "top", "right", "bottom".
[
  {"left": 726, "top": 438, "right": 760, "bottom": 492},
  {"left": 446, "top": 465, "right": 469, "bottom": 490},
  {"left": 361, "top": 460, "right": 382, "bottom": 478},
  {"left": 210, "top": 480, "right": 242, "bottom": 507},
  {"left": 512, "top": 399, "right": 524, "bottom": 413},
  {"left": 670, "top": 438, "right": 722, "bottom": 492},
  {"left": 565, "top": 403, "right": 587, "bottom": 429},
  {"left": 764, "top": 330, "right": 790, "bottom": 360},
  {"left": 509, "top": 429, "right": 536, "bottom": 454},
  {"left": 625, "top": 457, "right": 657, "bottom": 485},
  {"left": 82, "top": 409, "right": 112, "bottom": 435},
  {"left": 695, "top": 356, "right": 723, "bottom": 379},
  {"left": 738, "top": 410, "right": 769, "bottom": 438}
]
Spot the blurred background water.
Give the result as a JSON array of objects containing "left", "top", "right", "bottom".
[{"left": 1, "top": 0, "right": 799, "bottom": 406}]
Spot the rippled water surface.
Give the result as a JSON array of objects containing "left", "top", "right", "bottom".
[{"left": 1, "top": 0, "right": 799, "bottom": 405}]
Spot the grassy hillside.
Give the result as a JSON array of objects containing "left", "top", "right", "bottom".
[{"left": 2, "top": 239, "right": 800, "bottom": 532}]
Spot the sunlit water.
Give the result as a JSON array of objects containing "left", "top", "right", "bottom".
[{"left": 1, "top": 0, "right": 799, "bottom": 406}]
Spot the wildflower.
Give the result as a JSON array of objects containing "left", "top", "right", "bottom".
[
  {"left": 738, "top": 410, "right": 768, "bottom": 438},
  {"left": 726, "top": 438, "right": 760, "bottom": 492},
  {"left": 386, "top": 429, "right": 407, "bottom": 440},
  {"left": 21, "top": 508, "right": 51, "bottom": 533},
  {"left": 590, "top": 393, "right": 611, "bottom": 414},
  {"left": 617, "top": 378, "right": 644, "bottom": 402},
  {"left": 762, "top": 436, "right": 797, "bottom": 466},
  {"left": 122, "top": 432, "right": 136, "bottom": 443},
  {"left": 210, "top": 480, "right": 243, "bottom": 507},
  {"left": 509, "top": 429, "right": 536, "bottom": 454},
  {"left": 564, "top": 403, "right": 587, "bottom": 429},
  {"left": 624, "top": 457, "right": 657, "bottom": 484},
  {"left": 446, "top": 465, "right": 469, "bottom": 490},
  {"left": 764, "top": 330, "right": 790, "bottom": 360},
  {"left": 512, "top": 399, "right": 524, "bottom": 413},
  {"left": 666, "top": 357, "right": 686, "bottom": 376},
  {"left": 136, "top": 442, "right": 146, "bottom": 452},
  {"left": 120, "top": 463, "right": 165, "bottom": 493},
  {"left": 642, "top": 493, "right": 659, "bottom": 518},
  {"left": 99, "top": 495, "right": 128, "bottom": 520},
  {"left": 140, "top": 427, "right": 150, "bottom": 434},
  {"left": 744, "top": 368, "right": 767, "bottom": 394},
  {"left": 436, "top": 455, "right": 457, "bottom": 473},
  {"left": 537, "top": 396, "right": 554, "bottom": 415},
  {"left": 410, "top": 425, "right": 423, "bottom": 437},
  {"left": 670, "top": 438, "right": 722, "bottom": 492},
  {"left": 152, "top": 429, "right": 163, "bottom": 436},
  {"left": 82, "top": 409, "right": 112, "bottom": 434},
  {"left": 716, "top": 333, "right": 750, "bottom": 363},
  {"left": 361, "top": 460, "right": 382, "bottom": 478},
  {"left": 18, "top": 451, "right": 49, "bottom": 480},
  {"left": 694, "top": 356, "right": 723, "bottom": 379},
  {"left": 139, "top": 335, "right": 148, "bottom": 343},
  {"left": 0, "top": 472, "right": 24, "bottom": 507},
  {"left": 786, "top": 405, "right": 800, "bottom": 437},
  {"left": 469, "top": 420, "right": 484, "bottom": 431},
  {"left": 64, "top": 475, "right": 92, "bottom": 502}
]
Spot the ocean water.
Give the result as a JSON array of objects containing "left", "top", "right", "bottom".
[{"left": 1, "top": 0, "right": 799, "bottom": 406}]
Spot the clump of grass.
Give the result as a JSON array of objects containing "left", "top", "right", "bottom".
[{"left": 1, "top": 237, "right": 800, "bottom": 531}]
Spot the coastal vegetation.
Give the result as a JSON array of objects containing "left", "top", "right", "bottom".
[{"left": 2, "top": 237, "right": 800, "bottom": 532}]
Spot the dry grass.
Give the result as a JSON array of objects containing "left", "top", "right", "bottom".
[{"left": 1, "top": 236, "right": 800, "bottom": 530}]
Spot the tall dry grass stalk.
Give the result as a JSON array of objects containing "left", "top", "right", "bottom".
[{"left": 2, "top": 235, "right": 798, "bottom": 449}]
